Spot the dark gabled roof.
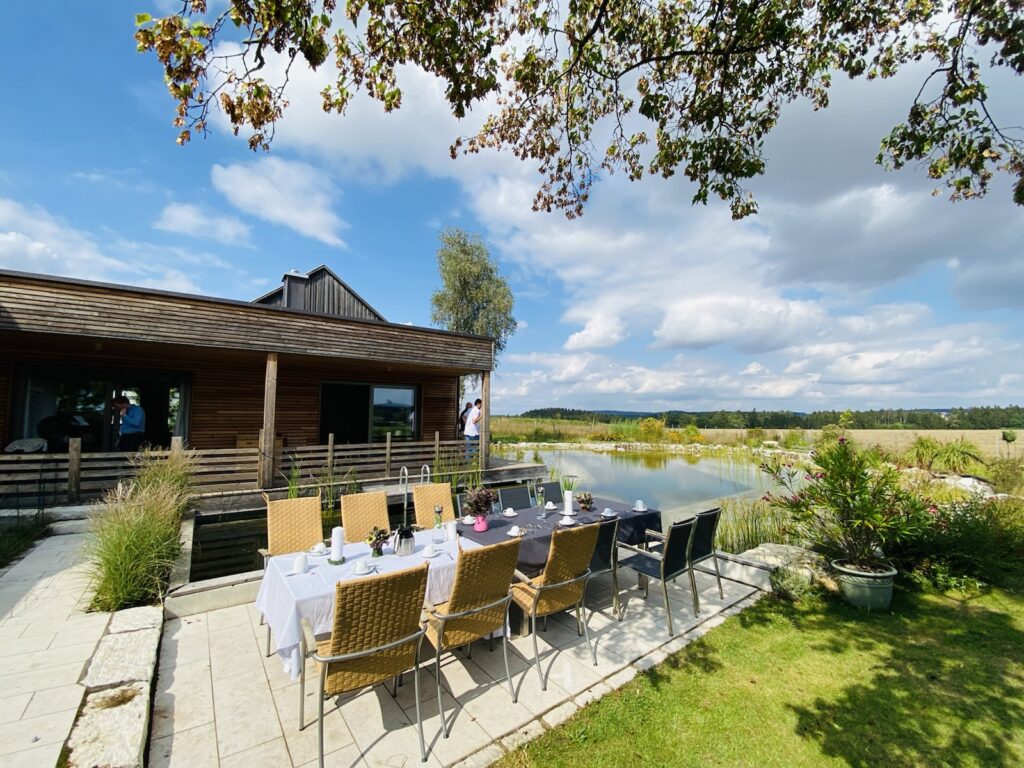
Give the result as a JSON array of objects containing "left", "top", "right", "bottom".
[{"left": 252, "top": 264, "right": 385, "bottom": 322}]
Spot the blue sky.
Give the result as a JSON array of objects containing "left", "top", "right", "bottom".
[{"left": 1, "top": 3, "right": 1022, "bottom": 415}]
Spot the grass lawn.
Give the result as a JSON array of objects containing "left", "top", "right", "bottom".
[{"left": 497, "top": 586, "right": 1024, "bottom": 768}]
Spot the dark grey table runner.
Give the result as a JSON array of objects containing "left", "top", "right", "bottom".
[{"left": 460, "top": 496, "right": 662, "bottom": 575}]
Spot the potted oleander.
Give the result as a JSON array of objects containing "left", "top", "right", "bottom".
[{"left": 763, "top": 437, "right": 924, "bottom": 610}]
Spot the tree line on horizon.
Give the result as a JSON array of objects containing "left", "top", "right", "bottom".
[{"left": 513, "top": 406, "right": 1024, "bottom": 431}]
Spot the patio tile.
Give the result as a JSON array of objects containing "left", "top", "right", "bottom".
[
  {"left": 272, "top": 682, "right": 355, "bottom": 766},
  {"left": 207, "top": 605, "right": 251, "bottom": 633},
  {"left": 336, "top": 685, "right": 443, "bottom": 768},
  {"left": 0, "top": 693, "right": 30, "bottom": 724},
  {"left": 0, "top": 635, "right": 55, "bottom": 657},
  {"left": 541, "top": 699, "right": 579, "bottom": 728},
  {"left": 16, "top": 639, "right": 98, "bottom": 673},
  {"left": 151, "top": 659, "right": 215, "bottom": 739},
  {"left": 210, "top": 625, "right": 266, "bottom": 681},
  {"left": 212, "top": 669, "right": 282, "bottom": 758},
  {"left": 297, "top": 741, "right": 367, "bottom": 768},
  {"left": 0, "top": 706, "right": 78, "bottom": 756},
  {"left": 22, "top": 683, "right": 85, "bottom": 719},
  {"left": 402, "top": 686, "right": 493, "bottom": 767},
  {"left": 4, "top": 740, "right": 64, "bottom": 768},
  {"left": 0, "top": 660, "right": 87, "bottom": 697},
  {"left": 149, "top": 722, "right": 220, "bottom": 768},
  {"left": 219, "top": 736, "right": 292, "bottom": 768},
  {"left": 430, "top": 654, "right": 534, "bottom": 741}
]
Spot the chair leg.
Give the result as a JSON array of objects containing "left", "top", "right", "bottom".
[
  {"left": 435, "top": 648, "right": 448, "bottom": 738},
  {"left": 611, "top": 566, "right": 621, "bottom": 620},
  {"left": 579, "top": 600, "right": 597, "bottom": 666},
  {"left": 531, "top": 613, "right": 546, "bottom": 691},
  {"left": 415, "top": 644, "right": 426, "bottom": 763},
  {"left": 502, "top": 632, "right": 517, "bottom": 703},
  {"left": 265, "top": 623, "right": 272, "bottom": 657},
  {"left": 575, "top": 603, "right": 583, "bottom": 636},
  {"left": 643, "top": 574, "right": 649, "bottom": 599},
  {"left": 661, "top": 580, "right": 674, "bottom": 637},
  {"left": 688, "top": 565, "right": 701, "bottom": 617},
  {"left": 299, "top": 651, "right": 306, "bottom": 730},
  {"left": 317, "top": 665, "right": 327, "bottom": 768},
  {"left": 489, "top": 633, "right": 494, "bottom": 652},
  {"left": 712, "top": 554, "right": 725, "bottom": 598}
]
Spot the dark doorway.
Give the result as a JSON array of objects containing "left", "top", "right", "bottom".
[{"left": 320, "top": 383, "right": 371, "bottom": 444}]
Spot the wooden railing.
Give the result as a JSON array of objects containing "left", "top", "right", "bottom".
[{"left": 0, "top": 434, "right": 477, "bottom": 508}]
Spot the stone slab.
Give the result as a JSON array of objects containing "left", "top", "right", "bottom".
[
  {"left": 67, "top": 682, "right": 148, "bottom": 768},
  {"left": 82, "top": 628, "right": 160, "bottom": 689},
  {"left": 51, "top": 520, "right": 91, "bottom": 536},
  {"left": 109, "top": 606, "right": 164, "bottom": 634}
]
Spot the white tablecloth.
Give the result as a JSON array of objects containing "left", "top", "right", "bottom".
[{"left": 255, "top": 529, "right": 480, "bottom": 678}]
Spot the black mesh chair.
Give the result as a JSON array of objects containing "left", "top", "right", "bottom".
[
  {"left": 456, "top": 493, "right": 467, "bottom": 515},
  {"left": 689, "top": 508, "right": 725, "bottom": 609},
  {"left": 498, "top": 485, "right": 533, "bottom": 511},
  {"left": 536, "top": 481, "right": 563, "bottom": 506},
  {"left": 584, "top": 517, "right": 620, "bottom": 619},
  {"left": 616, "top": 516, "right": 698, "bottom": 636}
]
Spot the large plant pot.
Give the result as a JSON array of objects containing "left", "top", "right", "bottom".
[{"left": 832, "top": 559, "right": 897, "bottom": 610}]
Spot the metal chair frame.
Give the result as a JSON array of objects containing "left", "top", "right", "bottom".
[
  {"left": 515, "top": 568, "right": 598, "bottom": 690},
  {"left": 585, "top": 517, "right": 621, "bottom": 621},
  {"left": 617, "top": 518, "right": 699, "bottom": 637},
  {"left": 426, "top": 594, "right": 516, "bottom": 737},
  {"left": 299, "top": 625, "right": 427, "bottom": 766}
]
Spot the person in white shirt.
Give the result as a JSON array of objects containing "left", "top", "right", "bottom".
[{"left": 464, "top": 398, "right": 482, "bottom": 457}]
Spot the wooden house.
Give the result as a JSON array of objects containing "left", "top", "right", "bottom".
[{"left": 0, "top": 267, "right": 494, "bottom": 496}]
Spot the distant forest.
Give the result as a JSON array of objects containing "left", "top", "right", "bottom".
[{"left": 515, "top": 406, "right": 1024, "bottom": 430}]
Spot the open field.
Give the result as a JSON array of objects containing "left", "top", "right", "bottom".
[{"left": 491, "top": 417, "right": 1015, "bottom": 459}]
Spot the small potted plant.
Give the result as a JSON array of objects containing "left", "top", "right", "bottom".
[
  {"left": 575, "top": 491, "right": 594, "bottom": 511},
  {"left": 463, "top": 487, "right": 498, "bottom": 532},
  {"left": 365, "top": 526, "right": 390, "bottom": 558},
  {"left": 763, "top": 436, "right": 924, "bottom": 610}
]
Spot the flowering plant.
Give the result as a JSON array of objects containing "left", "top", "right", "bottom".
[
  {"left": 365, "top": 526, "right": 390, "bottom": 555},
  {"left": 575, "top": 491, "right": 594, "bottom": 510},
  {"left": 762, "top": 437, "right": 925, "bottom": 570},
  {"left": 463, "top": 486, "right": 498, "bottom": 516}
]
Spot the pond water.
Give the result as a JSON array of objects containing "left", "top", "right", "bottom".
[{"left": 534, "top": 448, "right": 768, "bottom": 514}]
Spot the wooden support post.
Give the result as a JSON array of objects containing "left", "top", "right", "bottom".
[
  {"left": 434, "top": 431, "right": 440, "bottom": 468},
  {"left": 170, "top": 436, "right": 183, "bottom": 453},
  {"left": 326, "top": 432, "right": 335, "bottom": 476},
  {"left": 480, "top": 369, "right": 491, "bottom": 471},
  {"left": 258, "top": 352, "right": 279, "bottom": 489},
  {"left": 385, "top": 432, "right": 392, "bottom": 478},
  {"left": 67, "top": 437, "right": 81, "bottom": 502}
]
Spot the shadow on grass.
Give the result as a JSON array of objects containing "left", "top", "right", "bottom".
[{"left": 783, "top": 588, "right": 1024, "bottom": 767}]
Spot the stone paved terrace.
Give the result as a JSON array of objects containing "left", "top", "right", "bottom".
[
  {"left": 0, "top": 533, "right": 110, "bottom": 767},
  {"left": 152, "top": 571, "right": 762, "bottom": 768}
]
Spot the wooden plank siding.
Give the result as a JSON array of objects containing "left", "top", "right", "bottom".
[
  {"left": 0, "top": 332, "right": 461, "bottom": 450},
  {"left": 0, "top": 271, "right": 492, "bottom": 371}
]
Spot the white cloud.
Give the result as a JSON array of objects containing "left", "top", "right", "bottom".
[
  {"left": 154, "top": 203, "right": 251, "bottom": 247},
  {"left": 564, "top": 314, "right": 627, "bottom": 350},
  {"left": 740, "top": 362, "right": 765, "bottom": 375},
  {"left": 211, "top": 157, "right": 347, "bottom": 247}
]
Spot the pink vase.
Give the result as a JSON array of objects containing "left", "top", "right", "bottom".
[{"left": 473, "top": 514, "right": 489, "bottom": 532}]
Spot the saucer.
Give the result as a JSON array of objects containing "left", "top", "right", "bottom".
[
  {"left": 544, "top": 503, "right": 557, "bottom": 510},
  {"left": 558, "top": 518, "right": 577, "bottom": 526},
  {"left": 421, "top": 550, "right": 441, "bottom": 558},
  {"left": 502, "top": 510, "right": 518, "bottom": 518},
  {"left": 460, "top": 516, "right": 475, "bottom": 525},
  {"left": 601, "top": 509, "right": 617, "bottom": 518},
  {"left": 506, "top": 530, "right": 521, "bottom": 538},
  {"left": 633, "top": 505, "right": 648, "bottom": 512}
]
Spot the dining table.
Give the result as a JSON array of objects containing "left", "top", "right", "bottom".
[
  {"left": 255, "top": 529, "right": 480, "bottom": 679},
  {"left": 460, "top": 496, "right": 662, "bottom": 576}
]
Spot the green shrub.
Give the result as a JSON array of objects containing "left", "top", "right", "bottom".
[
  {"left": 744, "top": 427, "right": 767, "bottom": 447},
  {"left": 770, "top": 566, "right": 818, "bottom": 603},
  {"left": 780, "top": 428, "right": 807, "bottom": 450},
  {"left": 89, "top": 450, "right": 193, "bottom": 611},
  {"left": 933, "top": 437, "right": 984, "bottom": 475},
  {"left": 904, "top": 436, "right": 942, "bottom": 470},
  {"left": 717, "top": 496, "right": 791, "bottom": 554},
  {"left": 988, "top": 458, "right": 1024, "bottom": 494},
  {"left": 893, "top": 495, "right": 1024, "bottom": 589}
]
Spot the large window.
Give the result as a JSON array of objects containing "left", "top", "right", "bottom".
[
  {"left": 320, "top": 383, "right": 419, "bottom": 444},
  {"left": 371, "top": 387, "right": 416, "bottom": 441}
]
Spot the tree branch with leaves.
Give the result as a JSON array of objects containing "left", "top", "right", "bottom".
[{"left": 136, "top": 0, "right": 1024, "bottom": 218}]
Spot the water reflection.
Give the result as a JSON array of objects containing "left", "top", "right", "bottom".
[{"left": 537, "top": 448, "right": 766, "bottom": 513}]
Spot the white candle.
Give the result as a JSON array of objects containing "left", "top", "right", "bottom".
[
  {"left": 331, "top": 526, "right": 344, "bottom": 561},
  {"left": 564, "top": 490, "right": 573, "bottom": 516}
]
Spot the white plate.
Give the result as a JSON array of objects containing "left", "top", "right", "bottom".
[
  {"left": 460, "top": 517, "right": 475, "bottom": 525},
  {"left": 544, "top": 503, "right": 557, "bottom": 510},
  {"left": 506, "top": 530, "right": 521, "bottom": 537},
  {"left": 558, "top": 519, "right": 577, "bottom": 526},
  {"left": 502, "top": 511, "right": 518, "bottom": 518},
  {"left": 420, "top": 550, "right": 441, "bottom": 558},
  {"left": 601, "top": 511, "right": 617, "bottom": 518},
  {"left": 633, "top": 506, "right": 648, "bottom": 512},
  {"left": 350, "top": 566, "right": 376, "bottom": 576}
]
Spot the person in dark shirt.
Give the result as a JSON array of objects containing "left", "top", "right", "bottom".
[{"left": 113, "top": 395, "right": 146, "bottom": 452}]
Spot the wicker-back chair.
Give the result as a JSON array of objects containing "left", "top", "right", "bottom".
[
  {"left": 259, "top": 491, "right": 323, "bottom": 656},
  {"left": 425, "top": 538, "right": 521, "bottom": 736},
  {"left": 511, "top": 523, "right": 600, "bottom": 689},
  {"left": 341, "top": 490, "right": 390, "bottom": 543},
  {"left": 299, "top": 564, "right": 429, "bottom": 766},
  {"left": 412, "top": 482, "right": 456, "bottom": 529}
]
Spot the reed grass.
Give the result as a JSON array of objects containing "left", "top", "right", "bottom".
[
  {"left": 88, "top": 449, "right": 194, "bottom": 611},
  {"left": 716, "top": 495, "right": 792, "bottom": 554}
]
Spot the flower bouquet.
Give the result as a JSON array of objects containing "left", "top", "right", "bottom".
[
  {"left": 365, "top": 526, "right": 389, "bottom": 557},
  {"left": 463, "top": 487, "right": 498, "bottom": 532},
  {"left": 575, "top": 491, "right": 594, "bottom": 511}
]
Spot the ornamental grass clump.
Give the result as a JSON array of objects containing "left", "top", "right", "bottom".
[
  {"left": 89, "top": 450, "right": 194, "bottom": 611},
  {"left": 763, "top": 437, "right": 925, "bottom": 571}
]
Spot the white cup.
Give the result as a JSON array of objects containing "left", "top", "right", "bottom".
[
  {"left": 560, "top": 515, "right": 574, "bottom": 526},
  {"left": 634, "top": 499, "right": 647, "bottom": 511},
  {"left": 545, "top": 501, "right": 557, "bottom": 510},
  {"left": 311, "top": 542, "right": 326, "bottom": 555},
  {"left": 423, "top": 544, "right": 436, "bottom": 557},
  {"left": 292, "top": 553, "right": 308, "bottom": 574},
  {"left": 602, "top": 507, "right": 615, "bottom": 517},
  {"left": 509, "top": 525, "right": 521, "bottom": 536},
  {"left": 353, "top": 559, "right": 369, "bottom": 575},
  {"left": 504, "top": 507, "right": 515, "bottom": 516}
]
